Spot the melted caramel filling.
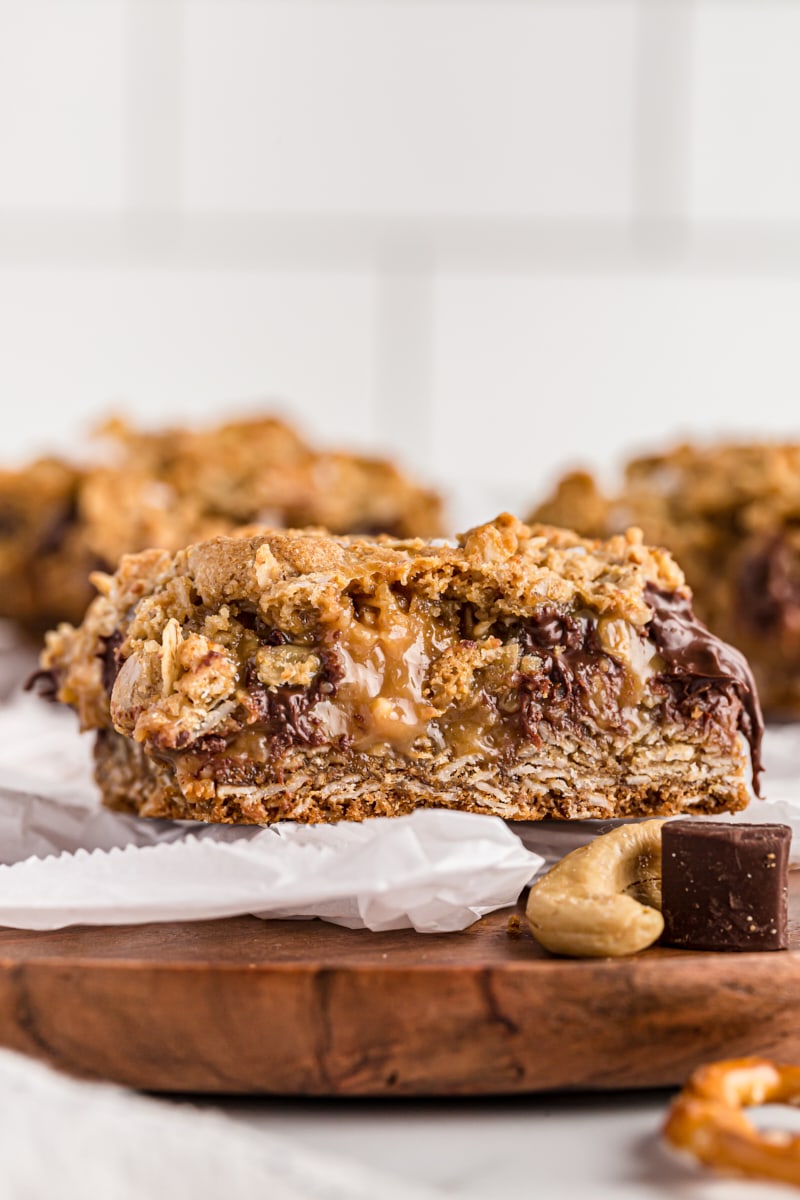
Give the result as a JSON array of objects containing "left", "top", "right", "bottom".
[
  {"left": 595, "top": 616, "right": 659, "bottom": 707},
  {"left": 318, "top": 587, "right": 446, "bottom": 752},
  {"left": 219, "top": 599, "right": 665, "bottom": 761}
]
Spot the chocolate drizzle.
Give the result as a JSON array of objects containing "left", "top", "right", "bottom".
[{"left": 644, "top": 584, "right": 764, "bottom": 794}]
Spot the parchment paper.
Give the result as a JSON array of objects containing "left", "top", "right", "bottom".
[{"left": 0, "top": 676, "right": 541, "bottom": 932}]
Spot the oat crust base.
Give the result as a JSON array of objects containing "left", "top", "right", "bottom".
[{"left": 96, "top": 727, "right": 750, "bottom": 825}]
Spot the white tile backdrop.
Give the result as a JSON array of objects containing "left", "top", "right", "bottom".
[
  {"left": 182, "top": 1, "right": 637, "bottom": 216},
  {"left": 0, "top": 1, "right": 127, "bottom": 209},
  {"left": 691, "top": 1, "right": 800, "bottom": 220},
  {"left": 0, "top": 0, "right": 798, "bottom": 512}
]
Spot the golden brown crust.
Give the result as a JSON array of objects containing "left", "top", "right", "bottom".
[
  {"left": 0, "top": 413, "right": 443, "bottom": 630},
  {"left": 530, "top": 443, "right": 800, "bottom": 717},
  {"left": 41, "top": 515, "right": 755, "bottom": 825}
]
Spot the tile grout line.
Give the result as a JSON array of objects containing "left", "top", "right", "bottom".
[{"left": 3, "top": 214, "right": 800, "bottom": 275}]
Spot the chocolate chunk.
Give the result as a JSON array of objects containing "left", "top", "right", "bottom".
[
  {"left": 661, "top": 820, "right": 790, "bottom": 951},
  {"left": 24, "top": 667, "right": 58, "bottom": 701},
  {"left": 235, "top": 607, "right": 290, "bottom": 644},
  {"left": 645, "top": 585, "right": 764, "bottom": 794},
  {"left": 36, "top": 493, "right": 79, "bottom": 557},
  {"left": 98, "top": 630, "right": 124, "bottom": 695},
  {"left": 516, "top": 609, "right": 624, "bottom": 743},
  {"left": 243, "top": 647, "right": 344, "bottom": 752},
  {"left": 737, "top": 536, "right": 800, "bottom": 638}
]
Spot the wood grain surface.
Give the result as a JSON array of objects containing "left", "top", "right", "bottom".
[{"left": 0, "top": 880, "right": 798, "bottom": 1096}]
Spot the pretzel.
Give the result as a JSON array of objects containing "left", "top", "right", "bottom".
[{"left": 664, "top": 1057, "right": 800, "bottom": 1186}]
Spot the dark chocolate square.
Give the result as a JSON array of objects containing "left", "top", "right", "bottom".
[{"left": 661, "top": 820, "right": 791, "bottom": 952}]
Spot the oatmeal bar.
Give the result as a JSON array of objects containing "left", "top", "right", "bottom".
[
  {"left": 40, "top": 515, "right": 762, "bottom": 824},
  {"left": 532, "top": 444, "right": 800, "bottom": 717},
  {"left": 0, "top": 413, "right": 442, "bottom": 631}
]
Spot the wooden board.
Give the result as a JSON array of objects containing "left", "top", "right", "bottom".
[{"left": 0, "top": 882, "right": 799, "bottom": 1097}]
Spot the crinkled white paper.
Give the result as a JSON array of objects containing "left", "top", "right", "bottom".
[
  {"left": 0, "top": 809, "right": 541, "bottom": 933},
  {"left": 0, "top": 674, "right": 541, "bottom": 932}
]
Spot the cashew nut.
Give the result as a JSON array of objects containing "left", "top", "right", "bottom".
[{"left": 525, "top": 819, "right": 666, "bottom": 957}]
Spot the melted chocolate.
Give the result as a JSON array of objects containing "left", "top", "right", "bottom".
[
  {"left": 262, "top": 628, "right": 292, "bottom": 647},
  {"left": 645, "top": 584, "right": 764, "bottom": 793},
  {"left": 236, "top": 609, "right": 291, "bottom": 644},
  {"left": 24, "top": 667, "right": 58, "bottom": 701},
  {"left": 518, "top": 610, "right": 587, "bottom": 656},
  {"left": 36, "top": 493, "right": 79, "bottom": 557},
  {"left": 243, "top": 647, "right": 344, "bottom": 753},
  {"left": 737, "top": 537, "right": 800, "bottom": 637},
  {"left": 98, "top": 630, "right": 124, "bottom": 695},
  {"left": 190, "top": 733, "right": 228, "bottom": 756},
  {"left": 516, "top": 610, "right": 622, "bottom": 744}
]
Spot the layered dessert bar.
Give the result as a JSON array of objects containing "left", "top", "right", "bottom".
[
  {"left": 40, "top": 515, "right": 762, "bottom": 824},
  {"left": 0, "top": 414, "right": 442, "bottom": 631},
  {"left": 532, "top": 443, "right": 800, "bottom": 717}
]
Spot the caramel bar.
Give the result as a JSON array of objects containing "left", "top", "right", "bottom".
[{"left": 40, "top": 515, "right": 762, "bottom": 825}]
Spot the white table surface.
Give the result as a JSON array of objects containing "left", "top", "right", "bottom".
[{"left": 206, "top": 1091, "right": 799, "bottom": 1199}]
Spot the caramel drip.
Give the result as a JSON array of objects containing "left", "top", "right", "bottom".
[{"left": 318, "top": 589, "right": 443, "bottom": 752}]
